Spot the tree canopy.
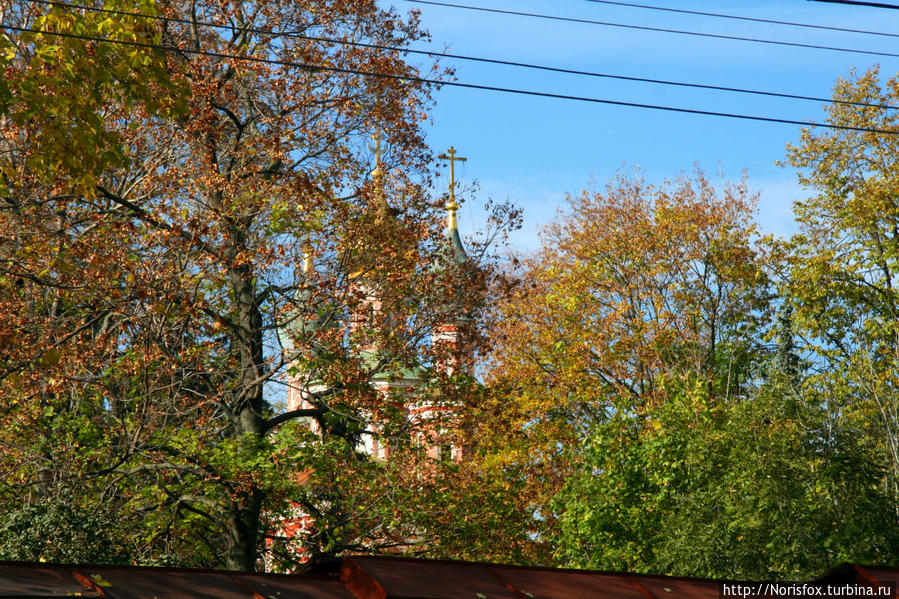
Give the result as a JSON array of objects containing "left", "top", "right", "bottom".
[
  {"left": 2, "top": 1, "right": 898, "bottom": 576},
  {"left": 0, "top": 0, "right": 509, "bottom": 571},
  {"left": 785, "top": 67, "right": 899, "bottom": 517},
  {"left": 484, "top": 165, "right": 899, "bottom": 579}
]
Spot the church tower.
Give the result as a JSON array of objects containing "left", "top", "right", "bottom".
[
  {"left": 406, "top": 147, "right": 474, "bottom": 463},
  {"left": 431, "top": 146, "right": 474, "bottom": 378},
  {"left": 272, "top": 144, "right": 474, "bottom": 568},
  {"left": 280, "top": 142, "right": 473, "bottom": 457}
]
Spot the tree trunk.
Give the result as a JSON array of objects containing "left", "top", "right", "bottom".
[
  {"left": 226, "top": 258, "right": 266, "bottom": 570},
  {"left": 226, "top": 489, "right": 263, "bottom": 571}
]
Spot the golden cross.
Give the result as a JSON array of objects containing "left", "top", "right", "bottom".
[{"left": 437, "top": 146, "right": 467, "bottom": 229}]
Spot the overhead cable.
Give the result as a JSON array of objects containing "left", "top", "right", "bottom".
[
  {"left": 399, "top": 0, "right": 899, "bottom": 58},
  {"left": 808, "top": 0, "right": 899, "bottom": 8},
  {"left": 26, "top": 0, "right": 899, "bottom": 111},
  {"left": 4, "top": 24, "right": 898, "bottom": 135},
  {"left": 584, "top": 0, "right": 899, "bottom": 38}
]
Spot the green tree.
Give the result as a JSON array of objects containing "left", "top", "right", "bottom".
[
  {"left": 784, "top": 66, "right": 899, "bottom": 522},
  {"left": 653, "top": 352, "right": 898, "bottom": 580},
  {"left": 0, "top": 0, "right": 187, "bottom": 191},
  {"left": 0, "top": 489, "right": 127, "bottom": 564}
]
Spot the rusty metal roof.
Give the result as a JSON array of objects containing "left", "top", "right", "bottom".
[
  {"left": 812, "top": 563, "right": 899, "bottom": 592},
  {"left": 342, "top": 556, "right": 722, "bottom": 599},
  {"left": 0, "top": 561, "right": 354, "bottom": 598},
  {"left": 0, "top": 557, "right": 895, "bottom": 599}
]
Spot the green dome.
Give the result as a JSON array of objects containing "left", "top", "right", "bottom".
[{"left": 445, "top": 226, "right": 468, "bottom": 266}]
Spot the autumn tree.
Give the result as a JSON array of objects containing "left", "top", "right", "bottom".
[
  {"left": 483, "top": 169, "right": 776, "bottom": 570},
  {"left": 0, "top": 0, "right": 190, "bottom": 563},
  {"left": 490, "top": 169, "right": 772, "bottom": 441},
  {"left": 0, "top": 0, "right": 502, "bottom": 571},
  {"left": 485, "top": 161, "right": 899, "bottom": 578}
]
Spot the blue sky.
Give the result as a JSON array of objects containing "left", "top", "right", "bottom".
[{"left": 383, "top": 0, "right": 899, "bottom": 250}]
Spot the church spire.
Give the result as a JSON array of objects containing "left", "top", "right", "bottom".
[
  {"left": 437, "top": 146, "right": 466, "bottom": 231},
  {"left": 302, "top": 245, "right": 313, "bottom": 275},
  {"left": 370, "top": 129, "right": 385, "bottom": 188},
  {"left": 435, "top": 146, "right": 469, "bottom": 267}
]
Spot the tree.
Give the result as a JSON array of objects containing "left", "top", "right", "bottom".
[
  {"left": 488, "top": 168, "right": 772, "bottom": 452},
  {"left": 647, "top": 331, "right": 898, "bottom": 580},
  {"left": 485, "top": 169, "right": 776, "bottom": 572},
  {"left": 0, "top": 490, "right": 127, "bottom": 565},
  {"left": 486, "top": 164, "right": 899, "bottom": 578},
  {"left": 784, "top": 66, "right": 899, "bottom": 522},
  {"left": 0, "top": 0, "right": 506, "bottom": 571}
]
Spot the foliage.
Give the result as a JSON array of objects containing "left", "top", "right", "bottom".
[
  {"left": 486, "top": 166, "right": 899, "bottom": 578},
  {"left": 784, "top": 66, "right": 899, "bottom": 525},
  {"left": 0, "top": 0, "right": 509, "bottom": 571},
  {"left": 0, "top": 490, "right": 127, "bottom": 564},
  {"left": 493, "top": 168, "right": 772, "bottom": 426},
  {"left": 485, "top": 168, "right": 775, "bottom": 570},
  {"left": 0, "top": 0, "right": 188, "bottom": 191},
  {"left": 553, "top": 364, "right": 898, "bottom": 580},
  {"left": 403, "top": 389, "right": 556, "bottom": 565}
]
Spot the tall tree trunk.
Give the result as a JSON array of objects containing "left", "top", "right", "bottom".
[{"left": 226, "top": 259, "right": 266, "bottom": 570}]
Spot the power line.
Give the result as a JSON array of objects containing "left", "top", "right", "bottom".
[
  {"left": 27, "top": 0, "right": 899, "bottom": 111},
  {"left": 808, "top": 0, "right": 899, "bottom": 8},
  {"left": 399, "top": 0, "right": 899, "bottom": 59},
  {"left": 585, "top": 0, "right": 899, "bottom": 38},
  {"left": 5, "top": 24, "right": 898, "bottom": 136}
]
